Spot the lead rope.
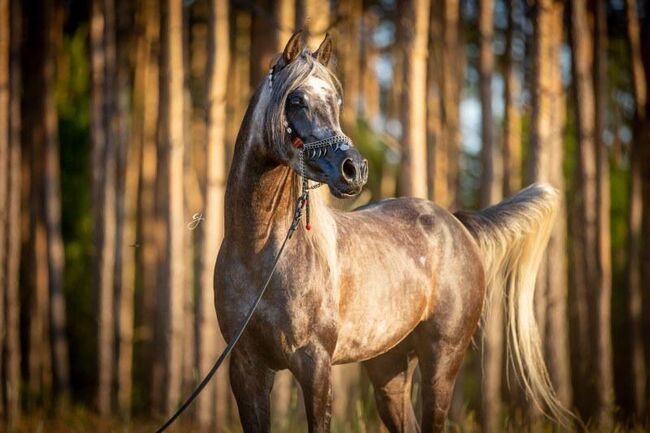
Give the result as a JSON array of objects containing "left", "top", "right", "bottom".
[{"left": 155, "top": 195, "right": 306, "bottom": 433}]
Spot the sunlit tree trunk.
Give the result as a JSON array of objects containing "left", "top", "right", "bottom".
[
  {"left": 442, "top": 0, "right": 462, "bottom": 207},
  {"left": 624, "top": 0, "right": 647, "bottom": 419},
  {"left": 543, "top": 1, "right": 572, "bottom": 410},
  {"left": 569, "top": 0, "right": 613, "bottom": 426},
  {"left": 477, "top": 2, "right": 502, "bottom": 432},
  {"left": 115, "top": 0, "right": 137, "bottom": 416},
  {"left": 503, "top": 0, "right": 521, "bottom": 195},
  {"left": 22, "top": 0, "right": 52, "bottom": 402},
  {"left": 133, "top": 0, "right": 160, "bottom": 413},
  {"left": 160, "top": 0, "right": 185, "bottom": 414},
  {"left": 593, "top": 2, "right": 614, "bottom": 428},
  {"left": 0, "top": 0, "right": 8, "bottom": 416},
  {"left": 336, "top": 0, "right": 362, "bottom": 127},
  {"left": 360, "top": 10, "right": 380, "bottom": 126},
  {"left": 427, "top": 0, "right": 446, "bottom": 205},
  {"left": 42, "top": 0, "right": 69, "bottom": 405},
  {"left": 639, "top": 3, "right": 650, "bottom": 416},
  {"left": 250, "top": 0, "right": 277, "bottom": 87},
  {"left": 3, "top": 0, "right": 22, "bottom": 423},
  {"left": 529, "top": 4, "right": 570, "bottom": 419},
  {"left": 277, "top": 0, "right": 295, "bottom": 49},
  {"left": 301, "top": 0, "right": 329, "bottom": 48},
  {"left": 398, "top": 0, "right": 430, "bottom": 199},
  {"left": 91, "top": 0, "right": 117, "bottom": 414},
  {"left": 196, "top": 0, "right": 229, "bottom": 425}
]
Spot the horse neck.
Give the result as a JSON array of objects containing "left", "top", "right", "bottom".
[{"left": 224, "top": 101, "right": 331, "bottom": 253}]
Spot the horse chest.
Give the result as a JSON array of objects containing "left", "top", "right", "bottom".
[{"left": 215, "top": 256, "right": 339, "bottom": 361}]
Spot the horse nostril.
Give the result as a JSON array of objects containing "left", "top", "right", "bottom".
[
  {"left": 361, "top": 159, "right": 368, "bottom": 181},
  {"left": 342, "top": 158, "right": 357, "bottom": 182}
]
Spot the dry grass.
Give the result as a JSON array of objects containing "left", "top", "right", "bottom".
[{"left": 2, "top": 407, "right": 648, "bottom": 433}]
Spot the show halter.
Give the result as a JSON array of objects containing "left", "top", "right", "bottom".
[
  {"left": 155, "top": 61, "right": 353, "bottom": 433},
  {"left": 283, "top": 117, "right": 352, "bottom": 231}
]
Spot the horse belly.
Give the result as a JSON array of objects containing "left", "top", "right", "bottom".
[{"left": 332, "top": 273, "right": 431, "bottom": 364}]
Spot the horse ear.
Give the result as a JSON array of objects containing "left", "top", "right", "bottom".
[
  {"left": 283, "top": 31, "right": 303, "bottom": 64},
  {"left": 313, "top": 34, "right": 333, "bottom": 66}
]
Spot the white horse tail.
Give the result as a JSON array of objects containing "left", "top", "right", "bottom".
[{"left": 456, "top": 183, "right": 574, "bottom": 428}]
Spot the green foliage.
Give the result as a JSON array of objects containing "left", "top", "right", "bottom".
[{"left": 58, "top": 25, "right": 95, "bottom": 403}]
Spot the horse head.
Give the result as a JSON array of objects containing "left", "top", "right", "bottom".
[{"left": 263, "top": 31, "right": 368, "bottom": 198}]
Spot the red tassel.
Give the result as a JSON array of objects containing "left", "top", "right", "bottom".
[
  {"left": 291, "top": 136, "right": 304, "bottom": 148},
  {"left": 306, "top": 223, "right": 312, "bottom": 230}
]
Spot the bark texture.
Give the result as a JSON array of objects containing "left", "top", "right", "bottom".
[{"left": 398, "top": 0, "right": 431, "bottom": 199}]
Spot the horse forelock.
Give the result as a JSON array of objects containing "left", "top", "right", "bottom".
[{"left": 261, "top": 51, "right": 342, "bottom": 157}]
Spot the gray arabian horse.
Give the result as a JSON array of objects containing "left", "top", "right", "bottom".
[{"left": 215, "top": 32, "right": 571, "bottom": 433}]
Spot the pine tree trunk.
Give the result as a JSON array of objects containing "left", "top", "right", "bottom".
[
  {"left": 442, "top": 0, "right": 462, "bottom": 207},
  {"left": 569, "top": 0, "right": 612, "bottom": 424},
  {"left": 276, "top": 0, "right": 296, "bottom": 50},
  {"left": 638, "top": 3, "right": 650, "bottom": 414},
  {"left": 398, "top": 0, "right": 430, "bottom": 199},
  {"left": 360, "top": 10, "right": 380, "bottom": 126},
  {"left": 161, "top": 0, "right": 185, "bottom": 413},
  {"left": 91, "top": 0, "right": 118, "bottom": 414},
  {"left": 593, "top": 2, "right": 614, "bottom": 429},
  {"left": 0, "top": 0, "right": 8, "bottom": 415},
  {"left": 337, "top": 0, "right": 362, "bottom": 127},
  {"left": 477, "top": 2, "right": 503, "bottom": 432},
  {"left": 135, "top": 0, "right": 160, "bottom": 412},
  {"left": 624, "top": 0, "right": 647, "bottom": 419},
  {"left": 43, "top": 0, "right": 69, "bottom": 404},
  {"left": 250, "top": 0, "right": 277, "bottom": 87},
  {"left": 503, "top": 0, "right": 521, "bottom": 196},
  {"left": 115, "top": 0, "right": 138, "bottom": 415},
  {"left": 528, "top": 2, "right": 572, "bottom": 418},
  {"left": 23, "top": 0, "right": 52, "bottom": 401},
  {"left": 427, "top": 0, "right": 446, "bottom": 205},
  {"left": 544, "top": 1, "right": 572, "bottom": 409},
  {"left": 301, "top": 0, "right": 329, "bottom": 47},
  {"left": 4, "top": 0, "right": 22, "bottom": 422}
]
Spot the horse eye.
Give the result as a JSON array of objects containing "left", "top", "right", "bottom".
[{"left": 289, "top": 97, "right": 304, "bottom": 107}]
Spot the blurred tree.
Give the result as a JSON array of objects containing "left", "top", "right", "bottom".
[
  {"left": 503, "top": 0, "right": 521, "bottom": 195},
  {"left": 398, "top": 0, "right": 430, "bottom": 199},
  {"left": 90, "top": 0, "right": 117, "bottom": 415},
  {"left": 135, "top": 0, "right": 161, "bottom": 413},
  {"left": 0, "top": 0, "right": 8, "bottom": 416},
  {"left": 529, "top": 0, "right": 572, "bottom": 412},
  {"left": 160, "top": 0, "right": 186, "bottom": 414},
  {"left": 360, "top": 10, "right": 380, "bottom": 126},
  {"left": 299, "top": 0, "right": 329, "bottom": 47},
  {"left": 624, "top": 0, "right": 647, "bottom": 419},
  {"left": 22, "top": 0, "right": 52, "bottom": 405},
  {"left": 3, "top": 0, "right": 22, "bottom": 423},
  {"left": 250, "top": 0, "right": 277, "bottom": 87},
  {"left": 637, "top": 0, "right": 650, "bottom": 418},
  {"left": 427, "top": 0, "right": 446, "bottom": 205},
  {"left": 593, "top": 2, "right": 614, "bottom": 429},
  {"left": 441, "top": 0, "right": 462, "bottom": 207},
  {"left": 196, "top": 0, "right": 229, "bottom": 427},
  {"left": 115, "top": 0, "right": 136, "bottom": 417},
  {"left": 477, "top": 2, "right": 503, "bottom": 432},
  {"left": 336, "top": 0, "right": 361, "bottom": 127},
  {"left": 569, "top": 0, "right": 614, "bottom": 426},
  {"left": 42, "top": 0, "right": 69, "bottom": 407}
]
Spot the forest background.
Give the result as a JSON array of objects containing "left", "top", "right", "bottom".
[{"left": 1, "top": 0, "right": 650, "bottom": 432}]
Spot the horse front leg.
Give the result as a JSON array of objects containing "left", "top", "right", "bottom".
[
  {"left": 230, "top": 347, "right": 275, "bottom": 433},
  {"left": 290, "top": 345, "right": 333, "bottom": 433}
]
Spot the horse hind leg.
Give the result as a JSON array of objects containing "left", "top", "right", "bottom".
[
  {"left": 363, "top": 342, "right": 420, "bottom": 433},
  {"left": 414, "top": 323, "right": 472, "bottom": 433}
]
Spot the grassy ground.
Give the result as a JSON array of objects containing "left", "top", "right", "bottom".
[{"left": 3, "top": 408, "right": 649, "bottom": 433}]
